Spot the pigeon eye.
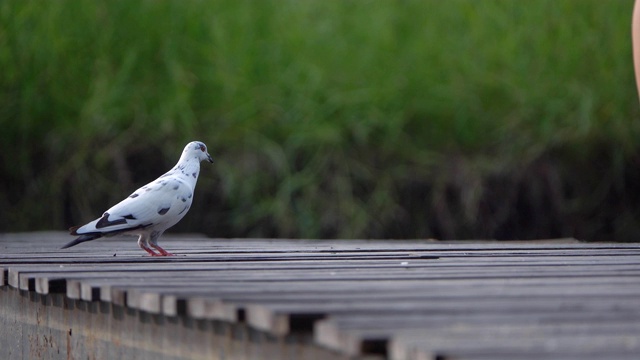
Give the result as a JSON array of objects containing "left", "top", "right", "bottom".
[{"left": 199, "top": 145, "right": 206, "bottom": 152}]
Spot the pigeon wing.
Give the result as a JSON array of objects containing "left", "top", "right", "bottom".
[{"left": 72, "top": 176, "right": 194, "bottom": 236}]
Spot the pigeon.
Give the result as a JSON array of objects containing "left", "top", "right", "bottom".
[{"left": 63, "top": 141, "right": 214, "bottom": 256}]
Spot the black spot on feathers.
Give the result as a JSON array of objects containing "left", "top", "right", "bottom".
[
  {"left": 157, "top": 207, "right": 170, "bottom": 215},
  {"left": 129, "top": 193, "right": 139, "bottom": 199},
  {"left": 124, "top": 214, "right": 136, "bottom": 220},
  {"left": 192, "top": 172, "right": 197, "bottom": 178}
]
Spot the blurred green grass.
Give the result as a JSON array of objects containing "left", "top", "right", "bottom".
[{"left": 1, "top": 0, "right": 639, "bottom": 240}]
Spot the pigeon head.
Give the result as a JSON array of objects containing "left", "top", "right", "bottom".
[{"left": 184, "top": 141, "right": 214, "bottom": 163}]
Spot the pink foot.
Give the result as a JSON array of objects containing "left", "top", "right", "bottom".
[
  {"left": 152, "top": 245, "right": 175, "bottom": 256},
  {"left": 140, "top": 243, "right": 162, "bottom": 256}
]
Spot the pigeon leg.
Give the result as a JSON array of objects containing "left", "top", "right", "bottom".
[
  {"left": 142, "top": 245, "right": 162, "bottom": 256},
  {"left": 137, "top": 234, "right": 161, "bottom": 256},
  {"left": 149, "top": 231, "right": 175, "bottom": 256},
  {"left": 150, "top": 243, "right": 175, "bottom": 256}
]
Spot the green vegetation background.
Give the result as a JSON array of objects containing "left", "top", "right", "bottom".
[{"left": 1, "top": 0, "right": 639, "bottom": 241}]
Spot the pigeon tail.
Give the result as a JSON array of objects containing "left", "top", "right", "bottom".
[
  {"left": 69, "top": 225, "right": 82, "bottom": 236},
  {"left": 61, "top": 233, "right": 102, "bottom": 249}
]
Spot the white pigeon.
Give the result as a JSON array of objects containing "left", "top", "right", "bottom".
[{"left": 63, "top": 141, "right": 214, "bottom": 256}]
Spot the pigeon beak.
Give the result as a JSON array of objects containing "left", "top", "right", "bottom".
[{"left": 207, "top": 153, "right": 214, "bottom": 163}]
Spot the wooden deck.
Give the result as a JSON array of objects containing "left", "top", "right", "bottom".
[{"left": 1, "top": 232, "right": 640, "bottom": 359}]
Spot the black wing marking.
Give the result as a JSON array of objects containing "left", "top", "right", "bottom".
[
  {"left": 62, "top": 224, "right": 153, "bottom": 249},
  {"left": 95, "top": 212, "right": 127, "bottom": 229}
]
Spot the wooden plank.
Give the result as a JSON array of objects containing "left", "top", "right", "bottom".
[
  {"left": 390, "top": 328, "right": 640, "bottom": 360},
  {"left": 319, "top": 313, "right": 640, "bottom": 358},
  {"left": 49, "top": 276, "right": 640, "bottom": 321},
  {"left": 12, "top": 262, "right": 633, "bottom": 324},
  {"left": 315, "top": 319, "right": 364, "bottom": 357},
  {"left": 245, "top": 303, "right": 291, "bottom": 335},
  {"left": 35, "top": 277, "right": 65, "bottom": 294},
  {"left": 2, "top": 234, "right": 640, "bottom": 359},
  {"left": 9, "top": 259, "right": 640, "bottom": 287}
]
